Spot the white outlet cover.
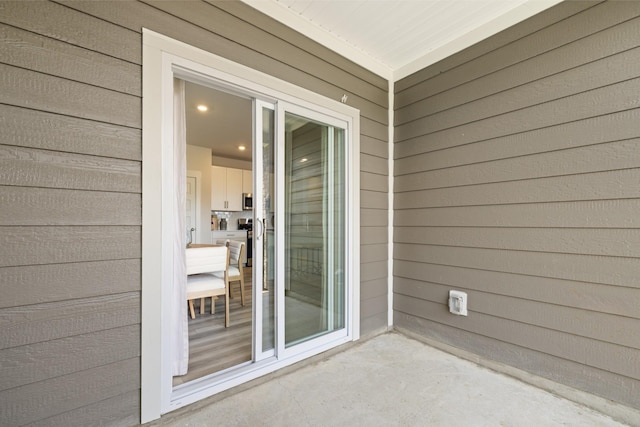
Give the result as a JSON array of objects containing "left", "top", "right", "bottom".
[{"left": 449, "top": 290, "right": 468, "bottom": 316}]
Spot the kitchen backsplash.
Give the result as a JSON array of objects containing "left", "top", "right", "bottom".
[{"left": 211, "top": 210, "right": 252, "bottom": 230}]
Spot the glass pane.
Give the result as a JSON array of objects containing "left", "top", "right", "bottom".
[
  {"left": 284, "top": 112, "right": 345, "bottom": 347},
  {"left": 261, "top": 107, "right": 275, "bottom": 352}
]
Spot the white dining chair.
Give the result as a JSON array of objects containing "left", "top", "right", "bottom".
[
  {"left": 186, "top": 246, "right": 230, "bottom": 327},
  {"left": 214, "top": 240, "right": 246, "bottom": 306}
]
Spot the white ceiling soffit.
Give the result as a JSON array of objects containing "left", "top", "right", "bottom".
[{"left": 242, "top": 0, "right": 563, "bottom": 81}]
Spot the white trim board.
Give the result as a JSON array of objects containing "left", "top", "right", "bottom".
[{"left": 387, "top": 80, "right": 394, "bottom": 327}]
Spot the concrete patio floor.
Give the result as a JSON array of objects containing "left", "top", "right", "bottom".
[{"left": 151, "top": 333, "right": 631, "bottom": 426}]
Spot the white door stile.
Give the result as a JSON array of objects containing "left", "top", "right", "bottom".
[
  {"left": 252, "top": 98, "right": 277, "bottom": 362},
  {"left": 252, "top": 98, "right": 264, "bottom": 360},
  {"left": 275, "top": 101, "right": 287, "bottom": 360}
]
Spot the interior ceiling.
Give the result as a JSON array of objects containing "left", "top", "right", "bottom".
[
  {"left": 187, "top": 0, "right": 562, "bottom": 160},
  {"left": 185, "top": 81, "right": 253, "bottom": 162}
]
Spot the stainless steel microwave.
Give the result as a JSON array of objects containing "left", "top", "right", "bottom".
[{"left": 242, "top": 193, "right": 252, "bottom": 210}]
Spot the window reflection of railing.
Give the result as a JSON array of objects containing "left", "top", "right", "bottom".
[
  {"left": 287, "top": 245, "right": 323, "bottom": 305},
  {"left": 289, "top": 246, "right": 323, "bottom": 278}
]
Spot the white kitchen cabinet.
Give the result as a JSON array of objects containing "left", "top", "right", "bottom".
[
  {"left": 242, "top": 170, "right": 252, "bottom": 194},
  {"left": 211, "top": 230, "right": 248, "bottom": 265},
  {"left": 211, "top": 166, "right": 243, "bottom": 211}
]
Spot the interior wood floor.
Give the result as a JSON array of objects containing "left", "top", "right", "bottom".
[
  {"left": 173, "top": 268, "right": 254, "bottom": 386},
  {"left": 173, "top": 268, "right": 330, "bottom": 386}
]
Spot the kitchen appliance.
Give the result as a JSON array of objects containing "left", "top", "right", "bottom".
[
  {"left": 238, "top": 218, "right": 252, "bottom": 267},
  {"left": 242, "top": 193, "right": 253, "bottom": 210}
]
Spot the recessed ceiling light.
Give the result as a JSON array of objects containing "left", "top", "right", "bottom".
[
  {"left": 300, "top": 158, "right": 308, "bottom": 163},
  {"left": 197, "top": 105, "right": 208, "bottom": 112},
  {"left": 238, "top": 145, "right": 246, "bottom": 151}
]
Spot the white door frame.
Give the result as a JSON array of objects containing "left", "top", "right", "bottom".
[
  {"left": 252, "top": 99, "right": 275, "bottom": 361},
  {"left": 142, "top": 29, "right": 360, "bottom": 423}
]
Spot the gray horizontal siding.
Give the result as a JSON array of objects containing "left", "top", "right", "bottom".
[
  {"left": 396, "top": 16, "right": 640, "bottom": 125},
  {"left": 396, "top": 313, "right": 640, "bottom": 409},
  {"left": 394, "top": 0, "right": 598, "bottom": 92},
  {"left": 29, "top": 390, "right": 140, "bottom": 427},
  {"left": 395, "top": 169, "right": 640, "bottom": 207},
  {"left": 0, "top": 1, "right": 141, "bottom": 63},
  {"left": 396, "top": 138, "right": 640, "bottom": 185},
  {"left": 394, "top": 261, "right": 638, "bottom": 318},
  {"left": 360, "top": 226, "right": 388, "bottom": 245},
  {"left": 0, "top": 260, "right": 141, "bottom": 308},
  {"left": 0, "top": 293, "right": 140, "bottom": 349},
  {"left": 395, "top": 199, "right": 640, "bottom": 228},
  {"left": 0, "top": 104, "right": 142, "bottom": 160},
  {"left": 395, "top": 243, "right": 640, "bottom": 288},
  {"left": 0, "top": 325, "right": 140, "bottom": 390},
  {"left": 395, "top": 108, "right": 640, "bottom": 169},
  {"left": 361, "top": 134, "right": 389, "bottom": 158},
  {"left": 396, "top": 293, "right": 640, "bottom": 380},
  {"left": 0, "top": 226, "right": 141, "bottom": 267},
  {"left": 394, "top": 226, "right": 640, "bottom": 258},
  {"left": 0, "top": 23, "right": 141, "bottom": 96},
  {"left": 394, "top": 0, "right": 640, "bottom": 411},
  {"left": 0, "top": 62, "right": 141, "bottom": 128},
  {"left": 395, "top": 1, "right": 637, "bottom": 103},
  {"left": 397, "top": 47, "right": 640, "bottom": 134},
  {"left": 0, "top": 146, "right": 141, "bottom": 192},
  {"left": 395, "top": 279, "right": 640, "bottom": 349},
  {"left": 0, "top": 358, "right": 140, "bottom": 427},
  {"left": 361, "top": 171, "right": 388, "bottom": 193},
  {"left": 0, "top": 1, "right": 388, "bottom": 425},
  {"left": 396, "top": 76, "right": 640, "bottom": 150},
  {"left": 0, "top": 187, "right": 141, "bottom": 226}
]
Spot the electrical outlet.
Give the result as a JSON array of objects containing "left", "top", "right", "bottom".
[{"left": 448, "top": 290, "right": 468, "bottom": 316}]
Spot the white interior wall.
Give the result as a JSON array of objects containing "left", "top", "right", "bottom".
[{"left": 187, "top": 144, "right": 213, "bottom": 243}]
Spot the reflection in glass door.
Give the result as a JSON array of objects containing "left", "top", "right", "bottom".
[
  {"left": 255, "top": 101, "right": 350, "bottom": 360},
  {"left": 282, "top": 111, "right": 346, "bottom": 348}
]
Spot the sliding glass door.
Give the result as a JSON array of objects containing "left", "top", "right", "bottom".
[
  {"left": 282, "top": 111, "right": 346, "bottom": 347},
  {"left": 254, "top": 101, "right": 350, "bottom": 359},
  {"left": 144, "top": 32, "right": 359, "bottom": 417}
]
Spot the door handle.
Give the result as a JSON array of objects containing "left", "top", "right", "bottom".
[{"left": 255, "top": 217, "right": 264, "bottom": 240}]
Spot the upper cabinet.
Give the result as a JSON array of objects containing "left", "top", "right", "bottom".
[
  {"left": 242, "top": 170, "right": 253, "bottom": 194},
  {"left": 211, "top": 166, "right": 243, "bottom": 211}
]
